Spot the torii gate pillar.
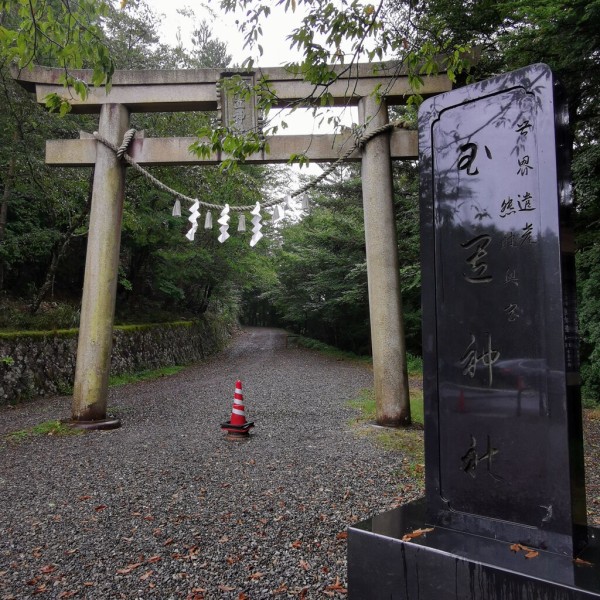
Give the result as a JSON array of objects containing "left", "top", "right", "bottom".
[
  {"left": 359, "top": 95, "right": 411, "bottom": 426},
  {"left": 71, "top": 103, "right": 130, "bottom": 428}
]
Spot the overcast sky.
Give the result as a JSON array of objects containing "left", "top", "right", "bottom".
[
  {"left": 144, "top": 1, "right": 356, "bottom": 140},
  {"left": 148, "top": 1, "right": 304, "bottom": 67}
]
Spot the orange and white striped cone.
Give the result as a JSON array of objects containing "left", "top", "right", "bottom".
[{"left": 221, "top": 380, "right": 254, "bottom": 436}]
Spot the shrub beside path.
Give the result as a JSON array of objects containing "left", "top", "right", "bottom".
[{"left": 1, "top": 327, "right": 599, "bottom": 599}]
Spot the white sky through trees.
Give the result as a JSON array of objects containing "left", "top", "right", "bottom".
[
  {"left": 146, "top": 0, "right": 357, "bottom": 136},
  {"left": 149, "top": 0, "right": 303, "bottom": 67}
]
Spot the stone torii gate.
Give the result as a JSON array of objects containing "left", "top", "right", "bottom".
[{"left": 14, "top": 63, "right": 450, "bottom": 429}]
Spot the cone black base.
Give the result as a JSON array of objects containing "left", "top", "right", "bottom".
[{"left": 220, "top": 420, "right": 254, "bottom": 436}]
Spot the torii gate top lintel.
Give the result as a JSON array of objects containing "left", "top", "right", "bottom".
[
  {"left": 13, "top": 61, "right": 451, "bottom": 166},
  {"left": 13, "top": 61, "right": 451, "bottom": 113}
]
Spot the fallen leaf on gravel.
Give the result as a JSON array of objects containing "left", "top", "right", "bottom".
[
  {"left": 78, "top": 495, "right": 92, "bottom": 501},
  {"left": 249, "top": 572, "right": 264, "bottom": 580},
  {"left": 401, "top": 527, "right": 434, "bottom": 542},
  {"left": 321, "top": 566, "right": 330, "bottom": 574},
  {"left": 83, "top": 582, "right": 95, "bottom": 586},
  {"left": 325, "top": 576, "right": 347, "bottom": 594},
  {"left": 218, "top": 584, "right": 235, "bottom": 592},
  {"left": 144, "top": 515, "right": 155, "bottom": 521},
  {"left": 64, "top": 549, "right": 77, "bottom": 556},
  {"left": 116, "top": 562, "right": 143, "bottom": 575},
  {"left": 239, "top": 593, "right": 249, "bottom": 600},
  {"left": 299, "top": 559, "right": 310, "bottom": 571},
  {"left": 574, "top": 558, "right": 594, "bottom": 566},
  {"left": 258, "top": 518, "right": 269, "bottom": 525},
  {"left": 58, "top": 591, "right": 77, "bottom": 598},
  {"left": 272, "top": 583, "right": 288, "bottom": 594},
  {"left": 147, "top": 556, "right": 161, "bottom": 563},
  {"left": 336, "top": 532, "right": 348, "bottom": 540},
  {"left": 94, "top": 505, "right": 107, "bottom": 512},
  {"left": 163, "top": 538, "right": 174, "bottom": 546},
  {"left": 219, "top": 535, "right": 230, "bottom": 543},
  {"left": 40, "top": 565, "right": 55, "bottom": 574},
  {"left": 525, "top": 550, "right": 539, "bottom": 559},
  {"left": 291, "top": 540, "right": 302, "bottom": 548},
  {"left": 33, "top": 585, "right": 48, "bottom": 594},
  {"left": 140, "top": 570, "right": 153, "bottom": 580}
]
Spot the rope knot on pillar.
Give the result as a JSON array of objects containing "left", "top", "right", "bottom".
[{"left": 116, "top": 128, "right": 137, "bottom": 160}]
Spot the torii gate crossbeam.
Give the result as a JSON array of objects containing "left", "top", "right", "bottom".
[{"left": 14, "top": 62, "right": 451, "bottom": 429}]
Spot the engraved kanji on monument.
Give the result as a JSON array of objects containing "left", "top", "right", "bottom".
[{"left": 419, "top": 63, "right": 586, "bottom": 555}]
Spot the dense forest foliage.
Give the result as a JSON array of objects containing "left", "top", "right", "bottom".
[{"left": 1, "top": 1, "right": 600, "bottom": 401}]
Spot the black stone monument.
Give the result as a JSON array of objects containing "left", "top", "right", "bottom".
[{"left": 348, "top": 64, "right": 600, "bottom": 598}]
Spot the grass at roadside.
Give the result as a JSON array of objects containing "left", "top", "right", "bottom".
[
  {"left": 294, "top": 335, "right": 423, "bottom": 376},
  {"left": 588, "top": 407, "right": 600, "bottom": 420},
  {"left": 2, "top": 366, "right": 187, "bottom": 442},
  {"left": 4, "top": 420, "right": 83, "bottom": 443},
  {"left": 109, "top": 365, "right": 185, "bottom": 387},
  {"left": 348, "top": 387, "right": 425, "bottom": 484},
  {"left": 295, "top": 336, "right": 372, "bottom": 363}
]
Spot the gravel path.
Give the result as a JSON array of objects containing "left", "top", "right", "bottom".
[
  {"left": 0, "top": 328, "right": 419, "bottom": 599},
  {"left": 1, "top": 327, "right": 599, "bottom": 600}
]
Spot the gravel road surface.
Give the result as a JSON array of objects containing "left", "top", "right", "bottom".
[
  {"left": 0, "top": 328, "right": 419, "bottom": 599},
  {"left": 1, "top": 326, "right": 599, "bottom": 599}
]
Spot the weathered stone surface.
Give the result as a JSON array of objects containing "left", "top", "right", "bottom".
[
  {"left": 46, "top": 130, "right": 418, "bottom": 166},
  {"left": 0, "top": 319, "right": 232, "bottom": 406},
  {"left": 13, "top": 63, "right": 452, "bottom": 112}
]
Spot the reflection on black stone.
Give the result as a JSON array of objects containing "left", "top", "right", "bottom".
[{"left": 419, "top": 63, "right": 587, "bottom": 554}]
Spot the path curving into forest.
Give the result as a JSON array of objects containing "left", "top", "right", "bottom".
[{"left": 0, "top": 327, "right": 421, "bottom": 599}]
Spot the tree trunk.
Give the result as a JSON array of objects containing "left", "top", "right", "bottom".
[
  {"left": 29, "top": 169, "right": 94, "bottom": 313},
  {"left": 0, "top": 134, "right": 18, "bottom": 292}
]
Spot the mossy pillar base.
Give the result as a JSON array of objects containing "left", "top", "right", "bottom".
[
  {"left": 72, "top": 104, "right": 130, "bottom": 422},
  {"left": 359, "top": 95, "right": 410, "bottom": 427}
]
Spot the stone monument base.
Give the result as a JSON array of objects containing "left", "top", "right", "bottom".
[{"left": 348, "top": 500, "right": 600, "bottom": 599}]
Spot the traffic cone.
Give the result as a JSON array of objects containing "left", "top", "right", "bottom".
[{"left": 221, "top": 380, "right": 254, "bottom": 437}]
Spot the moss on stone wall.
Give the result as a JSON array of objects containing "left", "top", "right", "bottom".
[{"left": 0, "top": 318, "right": 233, "bottom": 406}]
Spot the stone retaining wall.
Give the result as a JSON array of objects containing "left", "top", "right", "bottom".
[{"left": 0, "top": 318, "right": 232, "bottom": 406}]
